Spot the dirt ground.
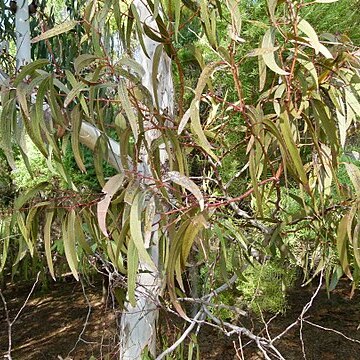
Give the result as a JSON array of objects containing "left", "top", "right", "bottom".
[{"left": 0, "top": 277, "right": 360, "bottom": 359}]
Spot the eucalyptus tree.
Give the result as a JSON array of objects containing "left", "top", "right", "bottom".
[{"left": 0, "top": 0, "right": 359, "bottom": 359}]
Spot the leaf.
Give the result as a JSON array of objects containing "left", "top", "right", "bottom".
[
  {"left": 118, "top": 80, "right": 139, "bottom": 142},
  {"left": 152, "top": 44, "right": 163, "bottom": 110},
  {"left": 344, "top": 163, "right": 360, "bottom": 196},
  {"left": 298, "top": 19, "right": 333, "bottom": 59},
  {"left": 97, "top": 174, "right": 125, "bottom": 237},
  {"left": 178, "top": 108, "right": 191, "bottom": 135},
  {"left": 14, "top": 59, "right": 49, "bottom": 86},
  {"left": 336, "top": 214, "right": 352, "bottom": 279},
  {"left": 181, "top": 214, "right": 206, "bottom": 266},
  {"left": 279, "top": 111, "right": 308, "bottom": 185},
  {"left": 296, "top": 55, "right": 318, "bottom": 89},
  {"left": 259, "top": 56, "right": 267, "bottom": 91},
  {"left": 74, "top": 54, "right": 99, "bottom": 74},
  {"left": 127, "top": 239, "right": 139, "bottom": 307},
  {"left": 130, "top": 192, "right": 156, "bottom": 269},
  {"left": 226, "top": 0, "right": 242, "bottom": 37},
  {"left": 267, "top": 0, "right": 277, "bottom": 23},
  {"left": 64, "top": 209, "right": 79, "bottom": 281},
  {"left": 167, "top": 220, "right": 191, "bottom": 319},
  {"left": 44, "top": 210, "right": 55, "bottom": 280},
  {"left": 71, "top": 105, "right": 86, "bottom": 172},
  {"left": 168, "top": 171, "right": 205, "bottom": 211},
  {"left": 64, "top": 81, "right": 86, "bottom": 108},
  {"left": 261, "top": 28, "right": 289, "bottom": 75},
  {"left": 32, "top": 20, "right": 78, "bottom": 43},
  {"left": 312, "top": 99, "right": 339, "bottom": 150},
  {"left": 315, "top": 0, "right": 338, "bottom": 3}
]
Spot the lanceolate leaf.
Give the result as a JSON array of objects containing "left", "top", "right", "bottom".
[
  {"left": 74, "top": 54, "right": 99, "bottom": 74},
  {"left": 298, "top": 18, "right": 332, "bottom": 58},
  {"left": 44, "top": 210, "right": 55, "bottom": 279},
  {"left": 261, "top": 28, "right": 289, "bottom": 75},
  {"left": 130, "top": 192, "right": 156, "bottom": 269},
  {"left": 267, "top": 0, "right": 277, "bottom": 24},
  {"left": 279, "top": 111, "right": 308, "bottom": 185},
  {"left": 118, "top": 80, "right": 139, "bottom": 142},
  {"left": 344, "top": 163, "right": 360, "bottom": 196},
  {"left": 71, "top": 105, "right": 86, "bottom": 172},
  {"left": 127, "top": 239, "right": 139, "bottom": 307},
  {"left": 97, "top": 174, "right": 125, "bottom": 237},
  {"left": 181, "top": 214, "right": 206, "bottom": 267},
  {"left": 32, "top": 20, "right": 78, "bottom": 43},
  {"left": 168, "top": 171, "right": 205, "bottom": 211},
  {"left": 337, "top": 214, "right": 352, "bottom": 279},
  {"left": 64, "top": 210, "right": 79, "bottom": 281}
]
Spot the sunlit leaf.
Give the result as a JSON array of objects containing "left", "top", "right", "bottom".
[
  {"left": 97, "top": 174, "right": 125, "bottom": 237},
  {"left": 261, "top": 28, "right": 289, "bottom": 75},
  {"left": 168, "top": 171, "right": 205, "bottom": 211},
  {"left": 32, "top": 20, "right": 78, "bottom": 43}
]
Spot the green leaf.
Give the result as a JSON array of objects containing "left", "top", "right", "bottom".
[
  {"left": 181, "top": 214, "right": 206, "bottom": 267},
  {"left": 74, "top": 54, "right": 99, "bottom": 74},
  {"left": 64, "top": 210, "right": 79, "bottom": 281},
  {"left": 168, "top": 171, "right": 205, "bottom": 211},
  {"left": 71, "top": 105, "right": 86, "bottom": 172},
  {"left": 118, "top": 80, "right": 139, "bottom": 142},
  {"left": 130, "top": 192, "right": 156, "bottom": 269},
  {"left": 127, "top": 239, "right": 139, "bottom": 307},
  {"left": 14, "top": 59, "right": 49, "bottom": 86},
  {"left": 190, "top": 100, "right": 219, "bottom": 162},
  {"left": 344, "top": 163, "right": 360, "bottom": 196},
  {"left": 337, "top": 214, "right": 352, "bottom": 279},
  {"left": 64, "top": 81, "right": 87, "bottom": 108},
  {"left": 279, "top": 111, "right": 308, "bottom": 185},
  {"left": 152, "top": 44, "right": 163, "bottom": 110},
  {"left": 44, "top": 210, "right": 55, "bottom": 280},
  {"left": 267, "top": 0, "right": 277, "bottom": 24},
  {"left": 298, "top": 19, "right": 333, "bottom": 59},
  {"left": 32, "top": 20, "right": 78, "bottom": 43},
  {"left": 97, "top": 174, "right": 125, "bottom": 237},
  {"left": 261, "top": 28, "right": 289, "bottom": 75},
  {"left": 312, "top": 99, "right": 339, "bottom": 150}
]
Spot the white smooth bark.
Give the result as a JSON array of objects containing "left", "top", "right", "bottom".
[
  {"left": 119, "top": 0, "right": 174, "bottom": 358},
  {"left": 15, "top": 0, "right": 31, "bottom": 69}
]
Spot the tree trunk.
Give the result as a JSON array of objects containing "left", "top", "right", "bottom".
[
  {"left": 119, "top": 1, "right": 174, "bottom": 358},
  {"left": 15, "top": 0, "right": 31, "bottom": 69}
]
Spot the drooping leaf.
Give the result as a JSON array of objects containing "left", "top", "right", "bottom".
[
  {"left": 130, "top": 192, "right": 156, "bottom": 269},
  {"left": 64, "top": 209, "right": 79, "bottom": 281},
  {"left": 118, "top": 80, "right": 139, "bottom": 142},
  {"left": 261, "top": 28, "right": 289, "bottom": 75},
  {"left": 298, "top": 18, "right": 333, "bottom": 58},
  {"left": 97, "top": 174, "right": 125, "bottom": 237},
  {"left": 44, "top": 210, "right": 55, "bottom": 279},
  {"left": 168, "top": 171, "right": 205, "bottom": 211},
  {"left": 127, "top": 239, "right": 138, "bottom": 307}
]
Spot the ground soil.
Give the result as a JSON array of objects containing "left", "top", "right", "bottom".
[{"left": 0, "top": 277, "right": 359, "bottom": 359}]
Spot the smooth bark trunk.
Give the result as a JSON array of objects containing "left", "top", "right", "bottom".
[{"left": 119, "top": 1, "right": 174, "bottom": 358}]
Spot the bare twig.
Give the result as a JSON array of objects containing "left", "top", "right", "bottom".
[
  {"left": 270, "top": 271, "right": 324, "bottom": 359},
  {"left": 0, "top": 271, "right": 40, "bottom": 360},
  {"left": 304, "top": 319, "right": 360, "bottom": 344},
  {"left": 67, "top": 277, "right": 95, "bottom": 357},
  {"left": 203, "top": 306, "right": 286, "bottom": 360}
]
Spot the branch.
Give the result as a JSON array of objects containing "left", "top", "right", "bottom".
[
  {"left": 0, "top": 272, "right": 40, "bottom": 360},
  {"left": 155, "top": 310, "right": 204, "bottom": 360}
]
